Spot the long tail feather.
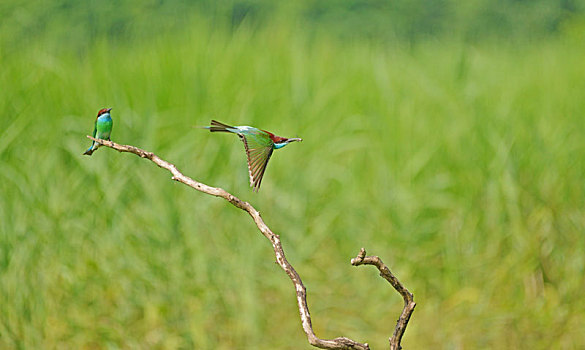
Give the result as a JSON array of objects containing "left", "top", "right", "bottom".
[
  {"left": 83, "top": 142, "right": 98, "bottom": 156},
  {"left": 209, "top": 120, "right": 235, "bottom": 133}
]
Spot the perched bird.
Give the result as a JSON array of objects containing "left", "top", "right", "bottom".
[
  {"left": 204, "top": 120, "right": 302, "bottom": 191},
  {"left": 83, "top": 108, "right": 113, "bottom": 156}
]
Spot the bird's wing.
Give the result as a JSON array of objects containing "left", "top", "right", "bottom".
[{"left": 240, "top": 132, "right": 274, "bottom": 192}]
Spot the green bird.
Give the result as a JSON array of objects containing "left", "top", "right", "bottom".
[
  {"left": 83, "top": 108, "right": 113, "bottom": 156},
  {"left": 204, "top": 120, "right": 302, "bottom": 191}
]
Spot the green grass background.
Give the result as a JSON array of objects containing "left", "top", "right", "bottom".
[{"left": 1, "top": 3, "right": 585, "bottom": 349}]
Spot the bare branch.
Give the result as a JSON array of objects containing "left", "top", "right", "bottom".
[
  {"left": 351, "top": 248, "right": 416, "bottom": 350},
  {"left": 87, "top": 136, "right": 371, "bottom": 350}
]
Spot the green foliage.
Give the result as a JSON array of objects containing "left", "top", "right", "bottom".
[
  {"left": 2, "top": 0, "right": 585, "bottom": 53},
  {"left": 1, "top": 4, "right": 585, "bottom": 350}
]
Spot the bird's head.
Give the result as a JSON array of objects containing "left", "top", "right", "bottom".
[
  {"left": 273, "top": 136, "right": 302, "bottom": 149},
  {"left": 97, "top": 108, "right": 112, "bottom": 117}
]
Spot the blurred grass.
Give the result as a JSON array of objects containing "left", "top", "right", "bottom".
[{"left": 1, "top": 11, "right": 585, "bottom": 350}]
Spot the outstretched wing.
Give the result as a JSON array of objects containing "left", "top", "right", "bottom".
[{"left": 239, "top": 132, "right": 274, "bottom": 192}]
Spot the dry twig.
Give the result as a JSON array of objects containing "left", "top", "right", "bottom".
[
  {"left": 351, "top": 248, "right": 416, "bottom": 350},
  {"left": 87, "top": 136, "right": 415, "bottom": 349}
]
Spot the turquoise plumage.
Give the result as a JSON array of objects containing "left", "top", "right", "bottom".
[
  {"left": 204, "top": 120, "right": 302, "bottom": 191},
  {"left": 84, "top": 108, "right": 113, "bottom": 156}
]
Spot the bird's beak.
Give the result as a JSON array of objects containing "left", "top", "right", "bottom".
[
  {"left": 107, "top": 108, "right": 112, "bottom": 112},
  {"left": 288, "top": 138, "right": 302, "bottom": 142}
]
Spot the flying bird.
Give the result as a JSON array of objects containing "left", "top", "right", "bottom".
[
  {"left": 83, "top": 108, "right": 113, "bottom": 156},
  {"left": 204, "top": 120, "right": 302, "bottom": 191}
]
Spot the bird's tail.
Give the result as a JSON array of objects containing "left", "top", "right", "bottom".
[
  {"left": 83, "top": 143, "right": 96, "bottom": 156},
  {"left": 209, "top": 120, "right": 236, "bottom": 133}
]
